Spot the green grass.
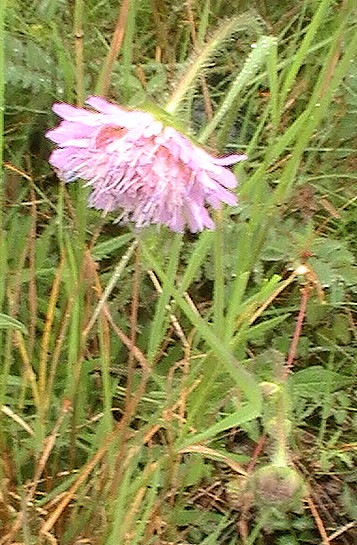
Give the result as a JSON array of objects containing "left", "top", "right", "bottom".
[{"left": 1, "top": 0, "right": 357, "bottom": 543}]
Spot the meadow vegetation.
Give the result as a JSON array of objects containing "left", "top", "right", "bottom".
[{"left": 1, "top": 0, "right": 357, "bottom": 543}]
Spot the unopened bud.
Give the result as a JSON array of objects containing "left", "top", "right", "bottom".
[{"left": 250, "top": 465, "right": 304, "bottom": 510}]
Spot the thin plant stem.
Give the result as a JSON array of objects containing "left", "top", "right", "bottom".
[
  {"left": 0, "top": 0, "right": 4, "bottom": 230},
  {"left": 14, "top": 331, "right": 40, "bottom": 411},
  {"left": 28, "top": 175, "right": 37, "bottom": 358},
  {"left": 0, "top": 0, "right": 5, "bottom": 427},
  {"left": 74, "top": 0, "right": 85, "bottom": 105},
  {"left": 185, "top": 0, "right": 215, "bottom": 138},
  {"left": 45, "top": 269, "right": 72, "bottom": 414},
  {"left": 306, "top": 495, "right": 330, "bottom": 545},
  {"left": 283, "top": 283, "right": 310, "bottom": 380},
  {"left": 94, "top": 280, "right": 151, "bottom": 374},
  {"left": 108, "top": 372, "right": 151, "bottom": 505},
  {"left": 125, "top": 241, "right": 141, "bottom": 410},
  {"left": 39, "top": 259, "right": 64, "bottom": 414},
  {"left": 248, "top": 265, "right": 309, "bottom": 325},
  {"left": 274, "top": 386, "right": 289, "bottom": 467},
  {"left": 213, "top": 210, "right": 224, "bottom": 336},
  {"left": 98, "top": 295, "right": 113, "bottom": 431},
  {"left": 246, "top": 435, "right": 267, "bottom": 474},
  {"left": 83, "top": 238, "right": 138, "bottom": 337},
  {"left": 97, "top": 0, "right": 132, "bottom": 96}
]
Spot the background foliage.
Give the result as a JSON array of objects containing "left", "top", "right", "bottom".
[{"left": 1, "top": 0, "right": 357, "bottom": 543}]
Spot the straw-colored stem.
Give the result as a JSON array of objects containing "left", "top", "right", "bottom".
[
  {"left": 83, "top": 239, "right": 138, "bottom": 337},
  {"left": 97, "top": 0, "right": 132, "bottom": 96},
  {"left": 28, "top": 177, "right": 37, "bottom": 359},
  {"left": 74, "top": 0, "right": 85, "bottom": 105},
  {"left": 125, "top": 241, "right": 141, "bottom": 409},
  {"left": 39, "top": 259, "right": 64, "bottom": 412}
]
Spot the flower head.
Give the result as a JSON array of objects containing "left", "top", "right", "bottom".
[{"left": 46, "top": 96, "right": 246, "bottom": 232}]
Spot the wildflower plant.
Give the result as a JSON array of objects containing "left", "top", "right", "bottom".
[
  {"left": 46, "top": 96, "right": 247, "bottom": 232},
  {"left": 1, "top": 0, "right": 357, "bottom": 544}
]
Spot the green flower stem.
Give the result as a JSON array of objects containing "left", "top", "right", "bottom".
[{"left": 273, "top": 385, "right": 289, "bottom": 467}]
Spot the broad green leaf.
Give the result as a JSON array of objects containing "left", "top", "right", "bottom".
[{"left": 290, "top": 366, "right": 350, "bottom": 398}]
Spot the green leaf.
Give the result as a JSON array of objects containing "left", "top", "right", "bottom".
[
  {"left": 0, "top": 313, "right": 27, "bottom": 334},
  {"left": 91, "top": 233, "right": 134, "bottom": 260},
  {"left": 332, "top": 313, "right": 351, "bottom": 344},
  {"left": 245, "top": 314, "right": 290, "bottom": 339},
  {"left": 290, "top": 366, "right": 350, "bottom": 398},
  {"left": 178, "top": 405, "right": 261, "bottom": 447}
]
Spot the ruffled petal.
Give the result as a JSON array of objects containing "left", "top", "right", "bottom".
[
  {"left": 85, "top": 96, "right": 126, "bottom": 115},
  {"left": 213, "top": 154, "right": 247, "bottom": 166},
  {"left": 46, "top": 97, "right": 246, "bottom": 232}
]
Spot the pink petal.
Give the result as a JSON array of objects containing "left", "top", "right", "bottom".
[
  {"left": 213, "top": 154, "right": 248, "bottom": 166},
  {"left": 85, "top": 96, "right": 126, "bottom": 115},
  {"left": 46, "top": 121, "right": 95, "bottom": 144},
  {"left": 46, "top": 97, "right": 247, "bottom": 232},
  {"left": 52, "top": 103, "right": 101, "bottom": 126}
]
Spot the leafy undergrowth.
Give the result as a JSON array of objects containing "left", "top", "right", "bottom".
[{"left": 1, "top": 0, "right": 357, "bottom": 543}]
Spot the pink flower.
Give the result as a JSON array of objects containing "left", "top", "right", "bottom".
[{"left": 46, "top": 96, "right": 246, "bottom": 232}]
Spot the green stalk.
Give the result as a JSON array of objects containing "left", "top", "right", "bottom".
[
  {"left": 0, "top": 0, "right": 4, "bottom": 220},
  {"left": 0, "top": 0, "right": 5, "bottom": 459},
  {"left": 199, "top": 35, "right": 277, "bottom": 143},
  {"left": 245, "top": 509, "right": 272, "bottom": 545},
  {"left": 121, "top": 0, "right": 137, "bottom": 103},
  {"left": 279, "top": 0, "right": 334, "bottom": 111},
  {"left": 98, "top": 313, "right": 113, "bottom": 434},
  {"left": 146, "top": 233, "right": 182, "bottom": 364},
  {"left": 0, "top": 0, "right": 5, "bottom": 310},
  {"left": 273, "top": 385, "right": 289, "bottom": 467},
  {"left": 213, "top": 211, "right": 225, "bottom": 335}
]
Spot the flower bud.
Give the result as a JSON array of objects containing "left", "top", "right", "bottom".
[{"left": 250, "top": 465, "right": 304, "bottom": 510}]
